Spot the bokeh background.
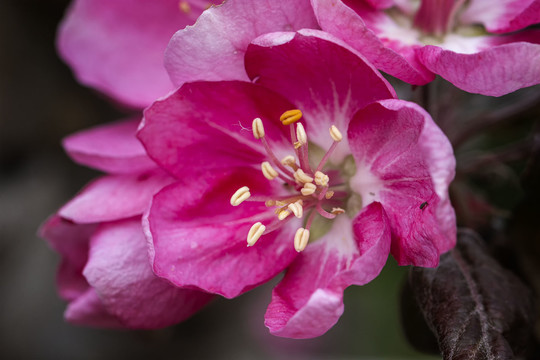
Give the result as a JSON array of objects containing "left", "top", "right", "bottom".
[{"left": 2, "top": 1, "right": 538, "bottom": 359}]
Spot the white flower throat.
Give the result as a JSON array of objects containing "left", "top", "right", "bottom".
[{"left": 230, "top": 109, "right": 348, "bottom": 252}]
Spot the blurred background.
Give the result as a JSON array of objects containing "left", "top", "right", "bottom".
[{"left": 0, "top": 0, "right": 438, "bottom": 359}]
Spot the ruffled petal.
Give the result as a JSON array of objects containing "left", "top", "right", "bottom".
[
  {"left": 417, "top": 33, "right": 540, "bottom": 96},
  {"left": 64, "top": 288, "right": 123, "bottom": 328},
  {"left": 57, "top": 0, "right": 206, "bottom": 107},
  {"left": 39, "top": 215, "right": 96, "bottom": 301},
  {"left": 59, "top": 172, "right": 174, "bottom": 224},
  {"left": 311, "top": 0, "right": 434, "bottom": 85},
  {"left": 265, "top": 203, "right": 391, "bottom": 338},
  {"left": 460, "top": 0, "right": 540, "bottom": 33},
  {"left": 84, "top": 219, "right": 213, "bottom": 329},
  {"left": 63, "top": 118, "right": 156, "bottom": 174},
  {"left": 164, "top": 0, "right": 318, "bottom": 87},
  {"left": 246, "top": 29, "right": 395, "bottom": 161},
  {"left": 146, "top": 168, "right": 299, "bottom": 299},
  {"left": 418, "top": 111, "right": 457, "bottom": 254},
  {"left": 139, "top": 81, "right": 295, "bottom": 178},
  {"left": 348, "top": 99, "right": 455, "bottom": 266}
]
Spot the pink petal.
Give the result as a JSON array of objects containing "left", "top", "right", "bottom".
[
  {"left": 164, "top": 0, "right": 318, "bottom": 87},
  {"left": 84, "top": 219, "right": 213, "bottom": 329},
  {"left": 361, "top": 0, "right": 395, "bottom": 9},
  {"left": 265, "top": 203, "right": 391, "bottom": 338},
  {"left": 39, "top": 215, "right": 96, "bottom": 301},
  {"left": 418, "top": 112, "right": 457, "bottom": 254},
  {"left": 460, "top": 0, "right": 540, "bottom": 33},
  {"left": 348, "top": 99, "right": 455, "bottom": 266},
  {"left": 63, "top": 118, "right": 156, "bottom": 174},
  {"left": 417, "top": 33, "right": 540, "bottom": 96},
  {"left": 245, "top": 29, "right": 395, "bottom": 161},
  {"left": 139, "top": 81, "right": 295, "bottom": 178},
  {"left": 146, "top": 168, "right": 299, "bottom": 299},
  {"left": 311, "top": 0, "right": 435, "bottom": 85},
  {"left": 57, "top": 0, "right": 207, "bottom": 108},
  {"left": 64, "top": 288, "right": 124, "bottom": 328},
  {"left": 59, "top": 172, "right": 174, "bottom": 224}
]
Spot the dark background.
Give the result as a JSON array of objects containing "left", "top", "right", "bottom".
[{"left": 0, "top": 1, "right": 438, "bottom": 359}]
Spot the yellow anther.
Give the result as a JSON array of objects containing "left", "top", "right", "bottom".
[
  {"left": 325, "top": 190, "right": 335, "bottom": 199},
  {"left": 252, "top": 117, "right": 265, "bottom": 139},
  {"left": 301, "top": 182, "right": 317, "bottom": 196},
  {"left": 331, "top": 207, "right": 346, "bottom": 215},
  {"left": 296, "top": 123, "right": 307, "bottom": 145},
  {"left": 329, "top": 125, "right": 343, "bottom": 142},
  {"left": 247, "top": 222, "right": 266, "bottom": 246},
  {"left": 294, "top": 228, "right": 310, "bottom": 252},
  {"left": 280, "top": 109, "right": 303, "bottom": 125},
  {"left": 294, "top": 169, "right": 314, "bottom": 184},
  {"left": 314, "top": 171, "right": 329, "bottom": 187},
  {"left": 261, "top": 161, "right": 279, "bottom": 180},
  {"left": 230, "top": 186, "right": 250, "bottom": 206},
  {"left": 178, "top": 0, "right": 191, "bottom": 13},
  {"left": 281, "top": 155, "right": 298, "bottom": 170},
  {"left": 278, "top": 209, "right": 291, "bottom": 220},
  {"left": 288, "top": 201, "right": 304, "bottom": 218}
]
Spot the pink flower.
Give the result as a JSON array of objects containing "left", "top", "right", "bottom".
[
  {"left": 312, "top": 0, "right": 540, "bottom": 96},
  {"left": 57, "top": 0, "right": 213, "bottom": 108},
  {"left": 40, "top": 120, "right": 213, "bottom": 328},
  {"left": 139, "top": 30, "right": 456, "bottom": 338}
]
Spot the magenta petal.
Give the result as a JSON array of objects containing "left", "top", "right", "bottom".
[
  {"left": 59, "top": 172, "right": 174, "bottom": 224},
  {"left": 84, "top": 219, "right": 213, "bottom": 329},
  {"left": 361, "top": 0, "right": 394, "bottom": 9},
  {"left": 40, "top": 215, "right": 96, "bottom": 301},
  {"left": 146, "top": 168, "right": 299, "bottom": 299},
  {"left": 417, "top": 36, "right": 540, "bottom": 96},
  {"left": 246, "top": 29, "right": 395, "bottom": 161},
  {"left": 57, "top": 0, "right": 204, "bottom": 107},
  {"left": 460, "top": 0, "right": 540, "bottom": 33},
  {"left": 311, "top": 0, "right": 435, "bottom": 85},
  {"left": 265, "top": 203, "right": 391, "bottom": 338},
  {"left": 65, "top": 288, "right": 123, "bottom": 328},
  {"left": 63, "top": 118, "right": 156, "bottom": 174},
  {"left": 418, "top": 112, "right": 457, "bottom": 254},
  {"left": 139, "top": 81, "right": 294, "bottom": 178},
  {"left": 349, "top": 99, "right": 455, "bottom": 266},
  {"left": 164, "top": 0, "right": 318, "bottom": 87}
]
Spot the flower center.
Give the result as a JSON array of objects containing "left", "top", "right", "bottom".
[
  {"left": 413, "top": 0, "right": 466, "bottom": 37},
  {"left": 230, "top": 110, "right": 347, "bottom": 252}
]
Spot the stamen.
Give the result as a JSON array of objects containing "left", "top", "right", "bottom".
[
  {"left": 278, "top": 209, "right": 291, "bottom": 220},
  {"left": 252, "top": 117, "right": 265, "bottom": 139},
  {"left": 325, "top": 190, "right": 335, "bottom": 199},
  {"left": 230, "top": 186, "right": 251, "bottom": 206},
  {"left": 294, "top": 169, "right": 314, "bottom": 184},
  {"left": 301, "top": 183, "right": 317, "bottom": 196},
  {"left": 314, "top": 171, "right": 329, "bottom": 187},
  {"left": 296, "top": 123, "right": 307, "bottom": 145},
  {"left": 331, "top": 207, "right": 345, "bottom": 215},
  {"left": 315, "top": 125, "right": 343, "bottom": 173},
  {"left": 280, "top": 109, "right": 303, "bottom": 125},
  {"left": 288, "top": 201, "right": 304, "bottom": 218},
  {"left": 294, "top": 228, "right": 310, "bottom": 252},
  {"left": 247, "top": 222, "right": 266, "bottom": 246},
  {"left": 265, "top": 200, "right": 276, "bottom": 207},
  {"left": 261, "top": 161, "right": 279, "bottom": 180},
  {"left": 178, "top": 0, "right": 191, "bottom": 13},
  {"left": 281, "top": 155, "right": 298, "bottom": 170},
  {"left": 329, "top": 125, "right": 343, "bottom": 142}
]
